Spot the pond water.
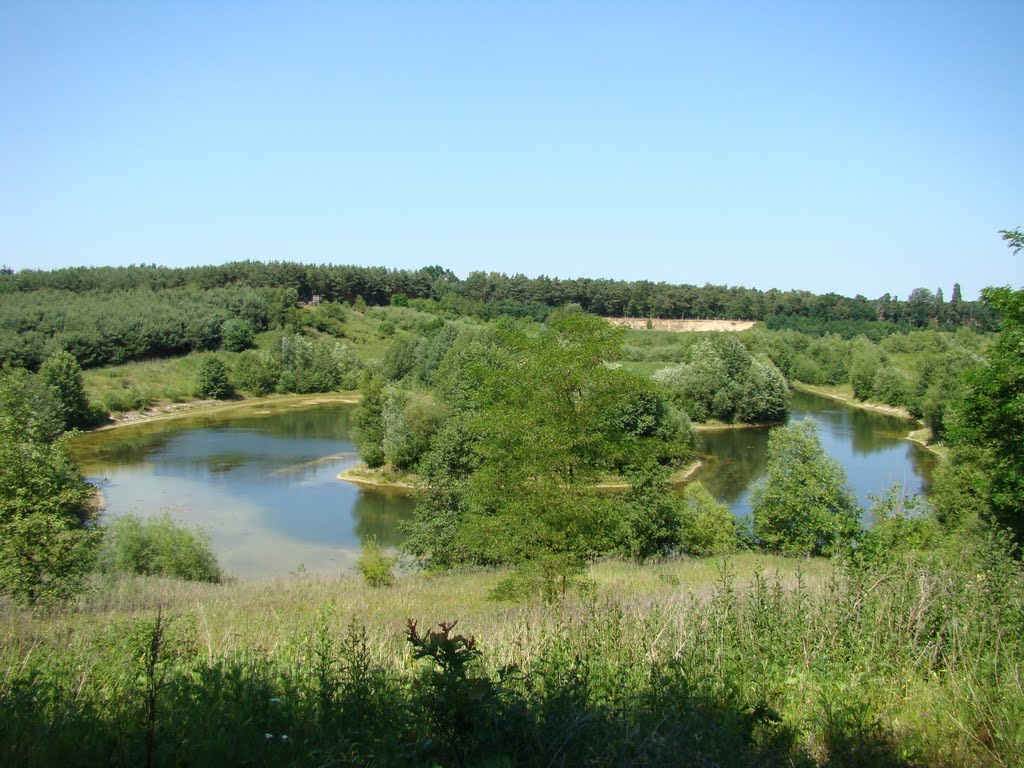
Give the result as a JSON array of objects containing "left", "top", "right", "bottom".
[
  {"left": 71, "top": 403, "right": 414, "bottom": 579},
  {"left": 72, "top": 391, "right": 936, "bottom": 579},
  {"left": 693, "top": 390, "right": 937, "bottom": 518}
]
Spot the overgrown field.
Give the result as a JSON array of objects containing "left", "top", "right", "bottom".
[{"left": 2, "top": 545, "right": 1021, "bottom": 767}]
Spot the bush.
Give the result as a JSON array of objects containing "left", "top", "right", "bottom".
[
  {"left": 231, "top": 349, "right": 280, "bottom": 396},
  {"left": 751, "top": 419, "right": 860, "bottom": 556},
  {"left": 98, "top": 513, "right": 222, "bottom": 582},
  {"left": 852, "top": 487, "right": 940, "bottom": 567},
  {"left": 0, "top": 369, "right": 98, "bottom": 607},
  {"left": 871, "top": 364, "right": 911, "bottom": 407},
  {"left": 278, "top": 333, "right": 361, "bottom": 393},
  {"left": 220, "top": 317, "right": 255, "bottom": 352},
  {"left": 38, "top": 350, "right": 94, "bottom": 429},
  {"left": 653, "top": 337, "right": 790, "bottom": 424},
  {"left": 354, "top": 538, "right": 395, "bottom": 587},
  {"left": 678, "top": 483, "right": 740, "bottom": 556},
  {"left": 194, "top": 355, "right": 233, "bottom": 399}
]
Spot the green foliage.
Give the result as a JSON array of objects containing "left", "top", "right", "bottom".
[
  {"left": 220, "top": 317, "right": 256, "bottom": 352},
  {"left": 0, "top": 366, "right": 67, "bottom": 441},
  {"left": 352, "top": 374, "right": 386, "bottom": 467},
  {"left": 278, "top": 333, "right": 361, "bottom": 393},
  {"left": 380, "top": 333, "right": 421, "bottom": 381},
  {"left": 38, "top": 350, "right": 96, "bottom": 429},
  {"left": 618, "top": 474, "right": 689, "bottom": 561},
  {"left": 871, "top": 364, "right": 911, "bottom": 406},
  {"left": 0, "top": 508, "right": 99, "bottom": 608},
  {"left": 391, "top": 390, "right": 444, "bottom": 470},
  {"left": 0, "top": 369, "right": 97, "bottom": 607},
  {"left": 354, "top": 538, "right": 396, "bottom": 587},
  {"left": 406, "top": 311, "right": 693, "bottom": 573},
  {"left": 231, "top": 349, "right": 280, "bottom": 396},
  {"left": 98, "top": 513, "right": 222, "bottom": 583},
  {"left": 752, "top": 420, "right": 860, "bottom": 556},
  {"left": 851, "top": 487, "right": 939, "bottom": 568},
  {"left": 0, "top": 286, "right": 278, "bottom": 370},
  {"left": 679, "top": 482, "right": 741, "bottom": 556},
  {"left": 194, "top": 355, "right": 233, "bottom": 399},
  {"left": 949, "top": 282, "right": 1024, "bottom": 545},
  {"left": 849, "top": 340, "right": 884, "bottom": 400},
  {"left": 654, "top": 335, "right": 790, "bottom": 423}
]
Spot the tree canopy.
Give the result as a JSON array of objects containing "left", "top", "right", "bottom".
[
  {"left": 751, "top": 420, "right": 860, "bottom": 556},
  {"left": 402, "top": 311, "right": 695, "bottom": 588}
]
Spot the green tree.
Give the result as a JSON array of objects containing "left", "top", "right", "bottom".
[
  {"left": 0, "top": 369, "right": 97, "bottom": 606},
  {"left": 231, "top": 349, "right": 280, "bottom": 395},
  {"left": 194, "top": 355, "right": 233, "bottom": 399},
  {"left": 39, "top": 350, "right": 94, "bottom": 429},
  {"left": 848, "top": 340, "right": 884, "bottom": 401},
  {"left": 678, "top": 482, "right": 740, "bottom": 556},
  {"left": 381, "top": 334, "right": 421, "bottom": 382},
  {"left": 949, "top": 276, "right": 1024, "bottom": 544},
  {"left": 405, "top": 311, "right": 692, "bottom": 585},
  {"left": 751, "top": 420, "right": 860, "bottom": 556},
  {"left": 352, "top": 374, "right": 387, "bottom": 468},
  {"left": 220, "top": 317, "right": 255, "bottom": 352},
  {"left": 278, "top": 333, "right": 361, "bottom": 393}
]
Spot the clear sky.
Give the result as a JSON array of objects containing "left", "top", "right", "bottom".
[{"left": 1, "top": 1, "right": 1021, "bottom": 299}]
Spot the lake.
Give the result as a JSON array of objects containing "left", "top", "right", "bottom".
[
  {"left": 71, "top": 392, "right": 936, "bottom": 578},
  {"left": 71, "top": 402, "right": 413, "bottom": 578},
  {"left": 692, "top": 390, "right": 936, "bottom": 518}
]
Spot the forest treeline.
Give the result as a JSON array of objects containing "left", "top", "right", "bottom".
[{"left": 0, "top": 262, "right": 995, "bottom": 372}]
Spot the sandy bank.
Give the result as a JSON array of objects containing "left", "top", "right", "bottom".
[{"left": 88, "top": 392, "right": 361, "bottom": 432}]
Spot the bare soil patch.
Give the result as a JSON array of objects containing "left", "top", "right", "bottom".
[{"left": 605, "top": 317, "right": 756, "bottom": 332}]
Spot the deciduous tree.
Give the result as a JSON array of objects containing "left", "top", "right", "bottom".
[{"left": 751, "top": 420, "right": 860, "bottom": 556}]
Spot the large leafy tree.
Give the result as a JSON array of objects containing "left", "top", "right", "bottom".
[
  {"left": 945, "top": 229, "right": 1024, "bottom": 544},
  {"left": 751, "top": 419, "right": 860, "bottom": 556},
  {"left": 39, "top": 350, "right": 94, "bottom": 429},
  {"left": 404, "top": 311, "right": 692, "bottom": 581},
  {"left": 0, "top": 369, "right": 97, "bottom": 606}
]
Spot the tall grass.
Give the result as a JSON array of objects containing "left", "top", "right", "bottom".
[{"left": 1, "top": 544, "right": 1021, "bottom": 766}]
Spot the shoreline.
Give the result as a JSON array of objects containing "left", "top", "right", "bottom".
[
  {"left": 791, "top": 381, "right": 946, "bottom": 458},
  {"left": 790, "top": 381, "right": 916, "bottom": 420},
  {"left": 86, "top": 392, "right": 361, "bottom": 432},
  {"left": 340, "top": 459, "right": 705, "bottom": 495},
  {"left": 694, "top": 421, "right": 783, "bottom": 432},
  {"left": 337, "top": 465, "right": 418, "bottom": 494}
]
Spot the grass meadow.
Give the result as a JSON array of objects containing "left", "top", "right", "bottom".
[{"left": 3, "top": 546, "right": 1021, "bottom": 767}]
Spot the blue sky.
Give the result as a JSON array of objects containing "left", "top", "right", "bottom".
[{"left": 1, "top": 1, "right": 1021, "bottom": 299}]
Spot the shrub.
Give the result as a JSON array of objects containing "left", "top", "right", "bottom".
[
  {"left": 278, "top": 334, "right": 361, "bottom": 393},
  {"left": 354, "top": 538, "right": 395, "bottom": 587},
  {"left": 751, "top": 419, "right": 860, "bottom": 556},
  {"left": 38, "top": 350, "right": 95, "bottom": 429},
  {"left": 678, "top": 482, "right": 740, "bottom": 556},
  {"left": 848, "top": 342, "right": 884, "bottom": 401},
  {"left": 194, "top": 355, "right": 233, "bottom": 399},
  {"left": 220, "top": 317, "right": 255, "bottom": 352},
  {"left": 0, "top": 370, "right": 98, "bottom": 607},
  {"left": 98, "top": 513, "right": 222, "bottom": 582},
  {"left": 871, "top": 364, "right": 911, "bottom": 407},
  {"left": 231, "top": 349, "right": 280, "bottom": 396},
  {"left": 853, "top": 486, "right": 939, "bottom": 567}
]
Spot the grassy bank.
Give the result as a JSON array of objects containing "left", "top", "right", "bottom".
[{"left": 2, "top": 546, "right": 1021, "bottom": 767}]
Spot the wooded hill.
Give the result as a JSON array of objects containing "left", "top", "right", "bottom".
[{"left": 1, "top": 261, "right": 994, "bottom": 367}]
